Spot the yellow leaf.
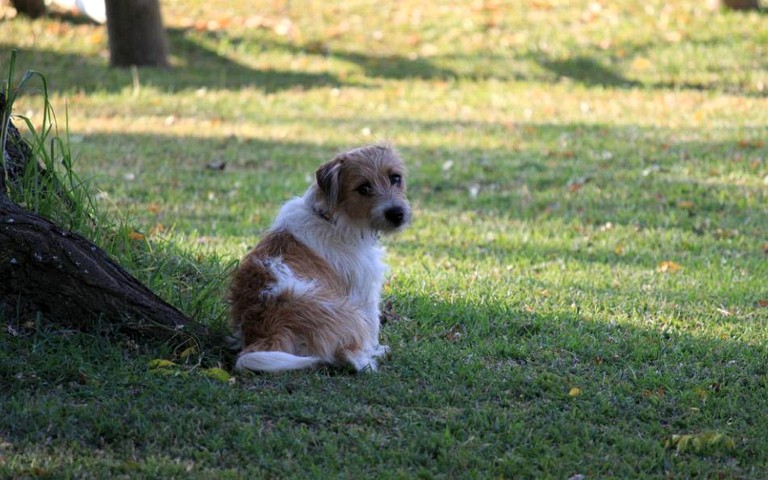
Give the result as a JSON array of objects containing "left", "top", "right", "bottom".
[
  {"left": 200, "top": 368, "right": 232, "bottom": 383},
  {"left": 631, "top": 56, "right": 653, "bottom": 71},
  {"left": 568, "top": 387, "right": 581, "bottom": 397},
  {"left": 665, "top": 432, "right": 735, "bottom": 454},
  {"left": 179, "top": 345, "right": 199, "bottom": 359},
  {"left": 149, "top": 223, "right": 165, "bottom": 236},
  {"left": 128, "top": 230, "right": 145, "bottom": 241},
  {"left": 676, "top": 200, "right": 694, "bottom": 209},
  {"left": 148, "top": 359, "right": 177, "bottom": 369},
  {"left": 657, "top": 261, "right": 682, "bottom": 273}
]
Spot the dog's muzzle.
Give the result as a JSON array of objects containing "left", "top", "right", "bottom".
[{"left": 384, "top": 206, "right": 408, "bottom": 228}]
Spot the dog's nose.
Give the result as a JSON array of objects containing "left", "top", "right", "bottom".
[{"left": 384, "top": 206, "right": 406, "bottom": 226}]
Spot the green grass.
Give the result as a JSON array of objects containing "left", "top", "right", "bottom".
[{"left": 2, "top": 0, "right": 768, "bottom": 477}]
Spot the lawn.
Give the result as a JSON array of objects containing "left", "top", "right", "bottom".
[{"left": 1, "top": 0, "right": 768, "bottom": 477}]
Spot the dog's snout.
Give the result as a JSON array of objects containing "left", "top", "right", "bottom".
[{"left": 385, "top": 206, "right": 407, "bottom": 226}]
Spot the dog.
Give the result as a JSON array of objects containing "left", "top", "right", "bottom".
[{"left": 229, "top": 144, "right": 411, "bottom": 373}]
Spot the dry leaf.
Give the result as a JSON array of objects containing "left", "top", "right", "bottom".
[
  {"left": 631, "top": 56, "right": 653, "bottom": 71},
  {"left": 150, "top": 223, "right": 165, "bottom": 236},
  {"left": 657, "top": 261, "right": 682, "bottom": 273},
  {"left": 128, "top": 231, "right": 145, "bottom": 241},
  {"left": 642, "top": 388, "right": 666, "bottom": 399},
  {"left": 676, "top": 200, "right": 694, "bottom": 209},
  {"left": 756, "top": 300, "right": 768, "bottom": 308},
  {"left": 738, "top": 139, "right": 764, "bottom": 149},
  {"left": 567, "top": 176, "right": 591, "bottom": 192},
  {"left": 568, "top": 387, "right": 581, "bottom": 397}
]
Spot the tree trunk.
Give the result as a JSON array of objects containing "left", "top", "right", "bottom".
[
  {"left": 1, "top": 95, "right": 218, "bottom": 348},
  {"left": 709, "top": 0, "right": 760, "bottom": 9},
  {"left": 9, "top": 0, "right": 46, "bottom": 18},
  {"left": 104, "top": 0, "right": 170, "bottom": 68},
  {"left": 0, "top": 200, "right": 211, "bottom": 340}
]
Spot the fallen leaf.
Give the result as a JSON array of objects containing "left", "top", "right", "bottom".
[
  {"left": 200, "top": 367, "right": 232, "bottom": 382},
  {"left": 676, "top": 200, "right": 694, "bottom": 209},
  {"left": 567, "top": 176, "right": 592, "bottom": 192},
  {"left": 642, "top": 388, "right": 666, "bottom": 399},
  {"left": 568, "top": 387, "right": 581, "bottom": 397},
  {"left": 178, "top": 345, "right": 199, "bottom": 359},
  {"left": 756, "top": 300, "right": 768, "bottom": 308},
  {"left": 206, "top": 160, "right": 227, "bottom": 171},
  {"left": 149, "top": 223, "right": 165, "bottom": 236},
  {"left": 738, "top": 139, "right": 764, "bottom": 149},
  {"left": 664, "top": 432, "right": 735, "bottom": 454},
  {"left": 128, "top": 230, "right": 145, "bottom": 241},
  {"left": 631, "top": 56, "right": 653, "bottom": 71},
  {"left": 148, "top": 359, "right": 177, "bottom": 369},
  {"left": 657, "top": 261, "right": 682, "bottom": 273}
]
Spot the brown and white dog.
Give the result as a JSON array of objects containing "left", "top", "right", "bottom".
[{"left": 229, "top": 144, "right": 411, "bottom": 373}]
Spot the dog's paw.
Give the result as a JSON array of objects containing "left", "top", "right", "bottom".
[{"left": 372, "top": 344, "right": 390, "bottom": 358}]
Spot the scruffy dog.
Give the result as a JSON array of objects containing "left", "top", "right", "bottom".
[{"left": 229, "top": 144, "right": 411, "bottom": 373}]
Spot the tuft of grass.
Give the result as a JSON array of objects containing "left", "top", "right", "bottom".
[{"left": 2, "top": 1, "right": 768, "bottom": 477}]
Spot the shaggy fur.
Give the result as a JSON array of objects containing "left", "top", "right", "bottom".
[{"left": 229, "top": 144, "right": 411, "bottom": 373}]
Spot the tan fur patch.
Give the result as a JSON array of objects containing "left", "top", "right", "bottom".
[{"left": 229, "top": 231, "right": 367, "bottom": 363}]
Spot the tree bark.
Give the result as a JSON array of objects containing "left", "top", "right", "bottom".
[
  {"left": 104, "top": 0, "right": 170, "bottom": 68},
  {"left": 1, "top": 95, "right": 218, "bottom": 348},
  {"left": 709, "top": 0, "right": 760, "bottom": 9},
  {"left": 0, "top": 200, "right": 211, "bottom": 340},
  {"left": 9, "top": 0, "right": 46, "bottom": 18}
]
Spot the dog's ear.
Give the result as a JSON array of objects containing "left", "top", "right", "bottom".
[{"left": 315, "top": 156, "right": 344, "bottom": 211}]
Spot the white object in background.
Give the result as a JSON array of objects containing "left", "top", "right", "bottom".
[{"left": 48, "top": 0, "right": 107, "bottom": 24}]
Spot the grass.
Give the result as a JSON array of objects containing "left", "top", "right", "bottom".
[{"left": 1, "top": 0, "right": 768, "bottom": 477}]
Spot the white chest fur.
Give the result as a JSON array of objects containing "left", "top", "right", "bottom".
[{"left": 272, "top": 196, "right": 388, "bottom": 322}]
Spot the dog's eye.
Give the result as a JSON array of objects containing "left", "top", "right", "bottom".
[
  {"left": 357, "top": 183, "right": 374, "bottom": 196},
  {"left": 390, "top": 174, "right": 402, "bottom": 186}
]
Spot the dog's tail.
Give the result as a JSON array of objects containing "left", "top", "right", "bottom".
[{"left": 235, "top": 351, "right": 322, "bottom": 373}]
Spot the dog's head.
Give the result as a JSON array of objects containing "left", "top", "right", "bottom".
[{"left": 314, "top": 144, "right": 411, "bottom": 233}]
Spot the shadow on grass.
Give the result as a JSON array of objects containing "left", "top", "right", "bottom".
[
  {"left": 4, "top": 23, "right": 762, "bottom": 95},
  {"left": 1, "top": 28, "right": 344, "bottom": 94},
  {"left": 534, "top": 54, "right": 640, "bottom": 88},
  {"left": 1, "top": 289, "right": 766, "bottom": 477}
]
